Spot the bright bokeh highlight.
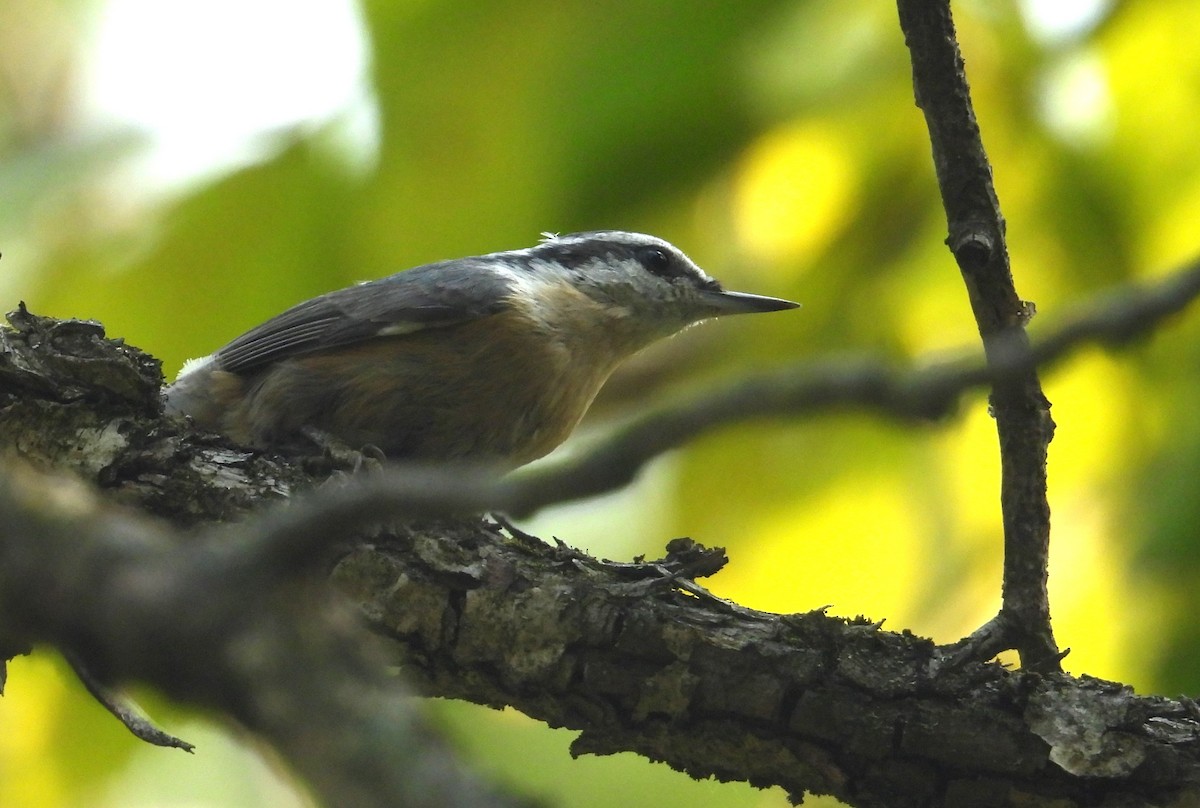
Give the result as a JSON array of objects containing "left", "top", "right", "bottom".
[
  {"left": 733, "top": 122, "right": 858, "bottom": 269},
  {"left": 4, "top": 0, "right": 1200, "bottom": 805}
]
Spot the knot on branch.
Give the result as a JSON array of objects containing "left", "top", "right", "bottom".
[{"left": 948, "top": 230, "right": 995, "bottom": 273}]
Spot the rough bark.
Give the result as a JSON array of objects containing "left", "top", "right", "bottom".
[{"left": 3, "top": 307, "right": 1200, "bottom": 807}]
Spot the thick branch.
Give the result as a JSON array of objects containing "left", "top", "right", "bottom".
[
  {"left": 897, "top": 0, "right": 1060, "bottom": 671},
  {"left": 0, "top": 463, "right": 531, "bottom": 808},
  {"left": 333, "top": 517, "right": 1200, "bottom": 807},
  {"left": 6, "top": 455, "right": 1200, "bottom": 807}
]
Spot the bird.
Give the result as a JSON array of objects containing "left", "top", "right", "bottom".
[{"left": 165, "top": 230, "right": 798, "bottom": 469}]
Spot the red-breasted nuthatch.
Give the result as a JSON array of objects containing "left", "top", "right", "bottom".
[{"left": 165, "top": 231, "right": 798, "bottom": 469}]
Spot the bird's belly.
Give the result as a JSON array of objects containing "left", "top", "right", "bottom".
[{"left": 236, "top": 326, "right": 616, "bottom": 467}]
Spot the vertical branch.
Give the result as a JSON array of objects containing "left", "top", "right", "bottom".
[{"left": 896, "top": 0, "right": 1061, "bottom": 671}]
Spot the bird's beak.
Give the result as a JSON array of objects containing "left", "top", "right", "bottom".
[{"left": 700, "top": 289, "right": 801, "bottom": 316}]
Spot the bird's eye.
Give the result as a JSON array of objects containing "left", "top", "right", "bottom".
[{"left": 638, "top": 247, "right": 673, "bottom": 275}]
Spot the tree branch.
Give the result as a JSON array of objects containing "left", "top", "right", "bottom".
[
  {"left": 5, "top": 452, "right": 1200, "bottom": 807},
  {"left": 897, "top": 0, "right": 1061, "bottom": 671},
  {"left": 0, "top": 462, "right": 532, "bottom": 808}
]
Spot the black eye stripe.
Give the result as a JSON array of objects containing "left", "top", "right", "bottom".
[{"left": 637, "top": 246, "right": 675, "bottom": 276}]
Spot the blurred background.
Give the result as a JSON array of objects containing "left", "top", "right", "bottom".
[{"left": 2, "top": 0, "right": 1199, "bottom": 805}]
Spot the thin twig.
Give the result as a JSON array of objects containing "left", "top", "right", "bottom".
[
  {"left": 897, "top": 0, "right": 1060, "bottom": 670},
  {"left": 64, "top": 650, "right": 195, "bottom": 752}
]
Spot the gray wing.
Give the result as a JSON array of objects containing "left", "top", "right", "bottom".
[{"left": 215, "top": 258, "right": 514, "bottom": 374}]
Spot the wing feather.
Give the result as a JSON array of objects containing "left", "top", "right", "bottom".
[{"left": 215, "top": 259, "right": 514, "bottom": 374}]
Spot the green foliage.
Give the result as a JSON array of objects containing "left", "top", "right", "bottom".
[{"left": 4, "top": 0, "right": 1200, "bottom": 805}]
